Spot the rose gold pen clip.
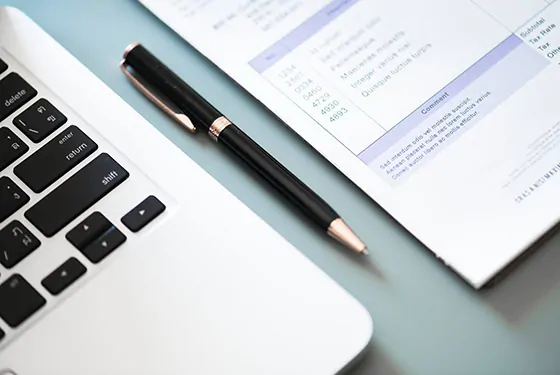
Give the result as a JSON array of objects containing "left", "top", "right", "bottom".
[{"left": 119, "top": 58, "right": 197, "bottom": 134}]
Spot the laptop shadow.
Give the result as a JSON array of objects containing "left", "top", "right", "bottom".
[{"left": 340, "top": 342, "right": 402, "bottom": 375}]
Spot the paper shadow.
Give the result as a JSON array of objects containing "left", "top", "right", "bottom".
[{"left": 481, "top": 222, "right": 560, "bottom": 325}]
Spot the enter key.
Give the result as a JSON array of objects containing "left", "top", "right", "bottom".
[{"left": 14, "top": 126, "right": 98, "bottom": 193}]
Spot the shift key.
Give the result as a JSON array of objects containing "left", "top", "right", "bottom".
[
  {"left": 25, "top": 153, "right": 129, "bottom": 237},
  {"left": 15, "top": 126, "right": 98, "bottom": 193}
]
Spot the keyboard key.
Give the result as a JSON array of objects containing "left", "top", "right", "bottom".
[
  {"left": 0, "top": 177, "right": 29, "bottom": 223},
  {"left": 81, "top": 226, "right": 126, "bottom": 264},
  {"left": 0, "top": 221, "right": 40, "bottom": 269},
  {"left": 25, "top": 153, "right": 129, "bottom": 237},
  {"left": 0, "top": 274, "right": 46, "bottom": 328},
  {"left": 0, "top": 127, "right": 28, "bottom": 172},
  {"left": 0, "top": 58, "right": 7, "bottom": 74},
  {"left": 13, "top": 99, "right": 68, "bottom": 143},
  {"left": 121, "top": 196, "right": 166, "bottom": 233},
  {"left": 14, "top": 126, "right": 98, "bottom": 193},
  {"left": 42, "top": 257, "right": 86, "bottom": 296},
  {"left": 66, "top": 212, "right": 112, "bottom": 250},
  {"left": 0, "top": 73, "right": 38, "bottom": 122}
]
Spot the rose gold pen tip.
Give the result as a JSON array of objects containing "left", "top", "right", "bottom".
[{"left": 327, "top": 218, "right": 367, "bottom": 254}]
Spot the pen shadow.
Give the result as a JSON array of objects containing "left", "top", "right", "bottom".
[
  {"left": 333, "top": 238, "right": 388, "bottom": 281},
  {"left": 479, "top": 221, "right": 560, "bottom": 325}
]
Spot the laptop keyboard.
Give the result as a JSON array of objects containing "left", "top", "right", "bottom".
[
  {"left": 0, "top": 128, "right": 28, "bottom": 171},
  {"left": 0, "top": 55, "right": 167, "bottom": 342}
]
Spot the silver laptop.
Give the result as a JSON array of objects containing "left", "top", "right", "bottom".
[{"left": 0, "top": 7, "right": 372, "bottom": 375}]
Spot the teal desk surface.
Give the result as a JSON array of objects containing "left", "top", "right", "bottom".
[{"left": 4, "top": 0, "right": 560, "bottom": 374}]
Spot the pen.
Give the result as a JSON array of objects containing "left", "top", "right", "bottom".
[{"left": 120, "top": 43, "right": 368, "bottom": 255}]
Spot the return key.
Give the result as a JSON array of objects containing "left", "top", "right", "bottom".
[{"left": 14, "top": 126, "right": 98, "bottom": 193}]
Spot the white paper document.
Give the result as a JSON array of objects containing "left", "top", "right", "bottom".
[{"left": 140, "top": 0, "right": 560, "bottom": 287}]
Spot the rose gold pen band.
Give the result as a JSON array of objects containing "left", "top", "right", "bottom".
[{"left": 208, "top": 116, "right": 232, "bottom": 142}]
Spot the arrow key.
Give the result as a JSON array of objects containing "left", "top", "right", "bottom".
[
  {"left": 80, "top": 226, "right": 126, "bottom": 264},
  {"left": 66, "top": 212, "right": 112, "bottom": 250},
  {"left": 121, "top": 196, "right": 166, "bottom": 233},
  {"left": 42, "top": 257, "right": 86, "bottom": 296}
]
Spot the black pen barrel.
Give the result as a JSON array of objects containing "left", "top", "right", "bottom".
[
  {"left": 218, "top": 124, "right": 338, "bottom": 230},
  {"left": 122, "top": 43, "right": 366, "bottom": 252},
  {"left": 125, "top": 44, "right": 221, "bottom": 128}
]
